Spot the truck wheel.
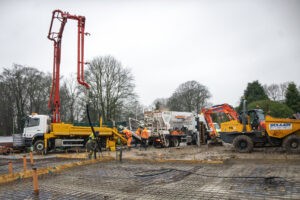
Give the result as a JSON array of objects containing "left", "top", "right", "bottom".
[
  {"left": 164, "top": 138, "right": 170, "bottom": 147},
  {"left": 282, "top": 135, "right": 300, "bottom": 153},
  {"left": 172, "top": 138, "right": 179, "bottom": 147},
  {"left": 34, "top": 140, "right": 45, "bottom": 153},
  {"left": 233, "top": 135, "right": 253, "bottom": 153}
]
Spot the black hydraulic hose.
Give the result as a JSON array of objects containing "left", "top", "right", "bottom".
[
  {"left": 86, "top": 104, "right": 102, "bottom": 157},
  {"left": 86, "top": 104, "right": 96, "bottom": 137}
]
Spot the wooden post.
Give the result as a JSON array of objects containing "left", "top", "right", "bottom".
[
  {"left": 116, "top": 145, "right": 122, "bottom": 162},
  {"left": 23, "top": 155, "right": 27, "bottom": 172},
  {"left": 32, "top": 167, "right": 39, "bottom": 195},
  {"left": 8, "top": 161, "right": 13, "bottom": 174},
  {"left": 30, "top": 152, "right": 34, "bottom": 165}
]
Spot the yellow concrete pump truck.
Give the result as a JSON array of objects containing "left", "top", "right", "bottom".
[
  {"left": 23, "top": 113, "right": 126, "bottom": 154},
  {"left": 219, "top": 100, "right": 300, "bottom": 153},
  {"left": 21, "top": 10, "right": 127, "bottom": 154}
]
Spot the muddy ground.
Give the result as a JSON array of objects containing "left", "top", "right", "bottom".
[{"left": 0, "top": 145, "right": 299, "bottom": 199}]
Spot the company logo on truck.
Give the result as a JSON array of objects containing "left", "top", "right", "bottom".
[{"left": 269, "top": 123, "right": 292, "bottom": 130}]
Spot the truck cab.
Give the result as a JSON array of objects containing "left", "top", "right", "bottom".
[{"left": 23, "top": 114, "right": 50, "bottom": 148}]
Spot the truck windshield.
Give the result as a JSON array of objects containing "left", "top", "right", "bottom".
[
  {"left": 256, "top": 110, "right": 265, "bottom": 121},
  {"left": 25, "top": 118, "right": 40, "bottom": 127}
]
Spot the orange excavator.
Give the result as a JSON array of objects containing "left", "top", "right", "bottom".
[{"left": 201, "top": 104, "right": 239, "bottom": 139}]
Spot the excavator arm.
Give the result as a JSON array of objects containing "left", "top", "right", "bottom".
[
  {"left": 48, "top": 9, "right": 90, "bottom": 123},
  {"left": 201, "top": 104, "right": 239, "bottom": 137}
]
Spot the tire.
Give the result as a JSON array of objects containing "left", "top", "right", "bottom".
[
  {"left": 164, "top": 138, "right": 170, "bottom": 147},
  {"left": 172, "top": 138, "right": 179, "bottom": 147},
  {"left": 153, "top": 141, "right": 162, "bottom": 148},
  {"left": 282, "top": 135, "right": 300, "bottom": 153},
  {"left": 34, "top": 140, "right": 45, "bottom": 153},
  {"left": 233, "top": 135, "right": 254, "bottom": 153}
]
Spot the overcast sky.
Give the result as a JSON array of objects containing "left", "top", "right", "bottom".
[{"left": 0, "top": 0, "right": 299, "bottom": 107}]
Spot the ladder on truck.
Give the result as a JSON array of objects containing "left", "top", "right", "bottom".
[
  {"left": 128, "top": 117, "right": 142, "bottom": 141},
  {"left": 131, "top": 131, "right": 141, "bottom": 141},
  {"left": 157, "top": 130, "right": 169, "bottom": 147}
]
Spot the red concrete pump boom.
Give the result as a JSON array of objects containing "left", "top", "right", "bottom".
[{"left": 47, "top": 9, "right": 90, "bottom": 123}]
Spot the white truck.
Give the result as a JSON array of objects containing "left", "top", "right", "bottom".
[
  {"left": 143, "top": 111, "right": 207, "bottom": 147},
  {"left": 21, "top": 114, "right": 51, "bottom": 152}
]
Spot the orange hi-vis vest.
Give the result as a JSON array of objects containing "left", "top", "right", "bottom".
[
  {"left": 135, "top": 128, "right": 141, "bottom": 136},
  {"left": 123, "top": 129, "right": 132, "bottom": 138},
  {"left": 141, "top": 128, "right": 149, "bottom": 139}
]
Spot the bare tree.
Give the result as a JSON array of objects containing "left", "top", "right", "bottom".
[
  {"left": 119, "top": 99, "right": 144, "bottom": 121},
  {"left": 27, "top": 71, "right": 51, "bottom": 114},
  {"left": 59, "top": 75, "right": 83, "bottom": 123},
  {"left": 0, "top": 64, "right": 50, "bottom": 133},
  {"left": 84, "top": 56, "right": 136, "bottom": 122},
  {"left": 1, "top": 65, "right": 31, "bottom": 132},
  {"left": 263, "top": 82, "right": 290, "bottom": 102},
  {"left": 152, "top": 98, "right": 168, "bottom": 111},
  {"left": 264, "top": 84, "right": 280, "bottom": 101},
  {"left": 279, "top": 82, "right": 289, "bottom": 101},
  {"left": 0, "top": 81, "right": 14, "bottom": 135},
  {"left": 167, "top": 80, "right": 211, "bottom": 112}
]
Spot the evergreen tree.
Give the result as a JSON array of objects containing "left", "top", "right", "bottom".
[
  {"left": 248, "top": 100, "right": 294, "bottom": 118},
  {"left": 239, "top": 80, "right": 269, "bottom": 111},
  {"left": 285, "top": 82, "right": 300, "bottom": 113}
]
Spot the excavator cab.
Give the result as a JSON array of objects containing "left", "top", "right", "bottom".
[{"left": 201, "top": 103, "right": 239, "bottom": 138}]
